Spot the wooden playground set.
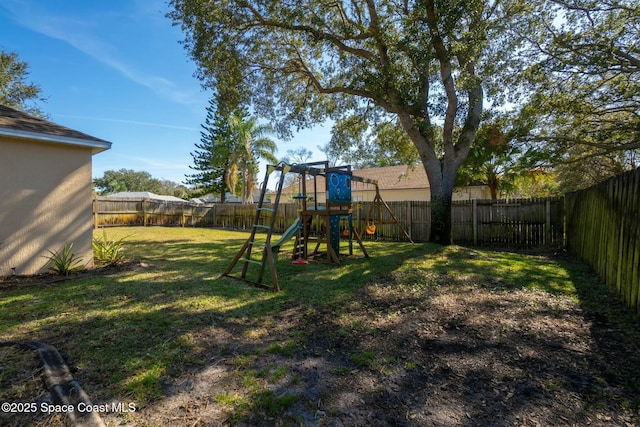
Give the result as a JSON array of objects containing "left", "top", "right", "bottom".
[{"left": 223, "top": 161, "right": 412, "bottom": 291}]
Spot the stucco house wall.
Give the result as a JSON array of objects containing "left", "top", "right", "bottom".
[
  {"left": 0, "top": 105, "right": 111, "bottom": 276},
  {"left": 352, "top": 186, "right": 489, "bottom": 202}
]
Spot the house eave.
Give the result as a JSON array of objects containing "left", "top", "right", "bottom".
[{"left": 0, "top": 128, "right": 112, "bottom": 155}]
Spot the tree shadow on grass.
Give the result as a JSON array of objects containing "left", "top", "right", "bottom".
[
  {"left": 5, "top": 234, "right": 639, "bottom": 426},
  {"left": 0, "top": 236, "right": 427, "bottom": 425},
  {"left": 420, "top": 246, "right": 640, "bottom": 425}
]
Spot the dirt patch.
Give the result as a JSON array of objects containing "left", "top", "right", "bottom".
[
  {"left": 3, "top": 257, "right": 640, "bottom": 426},
  {"left": 115, "top": 265, "right": 640, "bottom": 426}
]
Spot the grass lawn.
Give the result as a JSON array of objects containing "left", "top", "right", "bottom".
[{"left": 1, "top": 226, "right": 639, "bottom": 426}]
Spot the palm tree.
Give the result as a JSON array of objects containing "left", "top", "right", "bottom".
[{"left": 227, "top": 114, "right": 278, "bottom": 203}]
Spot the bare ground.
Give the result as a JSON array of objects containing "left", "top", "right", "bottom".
[{"left": 2, "top": 253, "right": 640, "bottom": 426}]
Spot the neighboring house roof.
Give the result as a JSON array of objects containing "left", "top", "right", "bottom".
[
  {"left": 352, "top": 165, "right": 428, "bottom": 190},
  {"left": 0, "top": 104, "right": 112, "bottom": 154},
  {"left": 104, "top": 191, "right": 186, "bottom": 202},
  {"left": 279, "top": 164, "right": 491, "bottom": 201},
  {"left": 191, "top": 190, "right": 262, "bottom": 204},
  {"left": 282, "top": 164, "right": 429, "bottom": 193}
]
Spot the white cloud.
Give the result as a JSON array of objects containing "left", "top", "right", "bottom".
[
  {"left": 56, "top": 114, "right": 199, "bottom": 131},
  {"left": 127, "top": 156, "right": 190, "bottom": 171},
  {"left": 0, "top": 0, "right": 200, "bottom": 107}
]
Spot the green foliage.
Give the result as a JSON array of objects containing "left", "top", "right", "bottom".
[
  {"left": 93, "top": 168, "right": 188, "bottom": 197},
  {"left": 511, "top": 169, "right": 560, "bottom": 198},
  {"left": 186, "top": 102, "right": 278, "bottom": 203},
  {"left": 513, "top": 0, "right": 640, "bottom": 187},
  {"left": 226, "top": 111, "right": 278, "bottom": 203},
  {"left": 0, "top": 49, "right": 47, "bottom": 117},
  {"left": 167, "top": 0, "right": 521, "bottom": 243},
  {"left": 44, "top": 243, "right": 84, "bottom": 276},
  {"left": 92, "top": 232, "right": 127, "bottom": 267},
  {"left": 185, "top": 97, "right": 235, "bottom": 199},
  {"left": 552, "top": 146, "right": 640, "bottom": 193},
  {"left": 328, "top": 115, "right": 420, "bottom": 168},
  {"left": 457, "top": 115, "right": 551, "bottom": 198}
]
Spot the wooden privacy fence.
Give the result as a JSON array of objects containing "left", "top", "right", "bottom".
[
  {"left": 565, "top": 168, "right": 640, "bottom": 316},
  {"left": 94, "top": 196, "right": 564, "bottom": 248}
]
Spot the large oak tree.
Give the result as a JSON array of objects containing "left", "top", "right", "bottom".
[{"left": 169, "top": 0, "right": 522, "bottom": 244}]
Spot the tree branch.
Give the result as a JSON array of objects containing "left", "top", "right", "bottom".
[
  {"left": 425, "top": 0, "right": 458, "bottom": 149},
  {"left": 238, "top": 0, "right": 377, "bottom": 61}
]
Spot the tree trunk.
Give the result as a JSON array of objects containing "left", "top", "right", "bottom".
[
  {"left": 487, "top": 169, "right": 498, "bottom": 200},
  {"left": 399, "top": 115, "right": 467, "bottom": 246},
  {"left": 489, "top": 184, "right": 498, "bottom": 200},
  {"left": 430, "top": 192, "right": 453, "bottom": 245},
  {"left": 426, "top": 163, "right": 457, "bottom": 245},
  {"left": 220, "top": 170, "right": 227, "bottom": 203}
]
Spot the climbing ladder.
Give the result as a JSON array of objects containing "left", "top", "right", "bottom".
[
  {"left": 222, "top": 164, "right": 291, "bottom": 291},
  {"left": 291, "top": 217, "right": 308, "bottom": 262}
]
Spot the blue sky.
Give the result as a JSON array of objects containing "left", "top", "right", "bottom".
[{"left": 0, "top": 0, "right": 330, "bottom": 187}]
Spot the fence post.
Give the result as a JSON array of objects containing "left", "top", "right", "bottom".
[
  {"left": 142, "top": 199, "right": 148, "bottom": 226},
  {"left": 545, "top": 199, "right": 551, "bottom": 245},
  {"left": 407, "top": 201, "right": 412, "bottom": 241},
  {"left": 562, "top": 196, "right": 567, "bottom": 249},
  {"left": 472, "top": 199, "right": 478, "bottom": 246},
  {"left": 92, "top": 197, "right": 98, "bottom": 229}
]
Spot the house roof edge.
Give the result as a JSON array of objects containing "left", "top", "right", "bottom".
[{"left": 0, "top": 128, "right": 112, "bottom": 154}]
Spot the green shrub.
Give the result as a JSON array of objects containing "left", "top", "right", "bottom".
[
  {"left": 93, "top": 232, "right": 127, "bottom": 267},
  {"left": 45, "top": 243, "right": 84, "bottom": 275}
]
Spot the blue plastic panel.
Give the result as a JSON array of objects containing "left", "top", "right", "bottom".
[{"left": 327, "top": 171, "right": 352, "bottom": 203}]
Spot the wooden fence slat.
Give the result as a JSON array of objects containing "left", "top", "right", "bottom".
[
  {"left": 565, "top": 167, "right": 640, "bottom": 317},
  {"left": 94, "top": 180, "right": 640, "bottom": 317},
  {"left": 626, "top": 171, "right": 638, "bottom": 312},
  {"left": 94, "top": 196, "right": 564, "bottom": 248}
]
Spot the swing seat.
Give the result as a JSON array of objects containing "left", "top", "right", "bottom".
[{"left": 365, "top": 224, "right": 377, "bottom": 235}]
